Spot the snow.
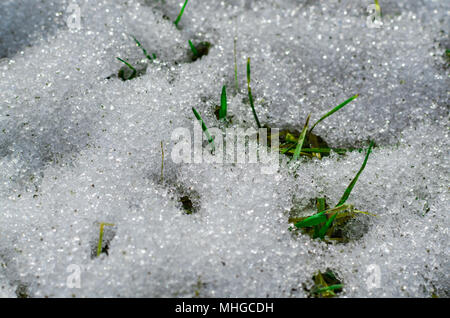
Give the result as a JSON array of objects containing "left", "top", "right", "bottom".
[{"left": 0, "top": 0, "right": 448, "bottom": 297}]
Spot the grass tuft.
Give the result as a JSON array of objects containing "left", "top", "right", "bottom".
[
  {"left": 192, "top": 107, "right": 215, "bottom": 152},
  {"left": 247, "top": 58, "right": 261, "bottom": 128},
  {"left": 291, "top": 142, "right": 376, "bottom": 241},
  {"left": 174, "top": 0, "right": 189, "bottom": 27},
  {"left": 308, "top": 269, "right": 343, "bottom": 298}
]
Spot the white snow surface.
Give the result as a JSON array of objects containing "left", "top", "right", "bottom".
[{"left": 0, "top": 0, "right": 449, "bottom": 297}]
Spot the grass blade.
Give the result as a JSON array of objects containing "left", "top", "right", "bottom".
[
  {"left": 316, "top": 198, "right": 326, "bottom": 213},
  {"left": 116, "top": 57, "right": 137, "bottom": 80},
  {"left": 336, "top": 141, "right": 374, "bottom": 207},
  {"left": 293, "top": 114, "right": 311, "bottom": 161},
  {"left": 316, "top": 213, "right": 337, "bottom": 239},
  {"left": 192, "top": 107, "right": 215, "bottom": 151},
  {"left": 160, "top": 141, "right": 164, "bottom": 183},
  {"left": 132, "top": 36, "right": 155, "bottom": 61},
  {"left": 374, "top": 0, "right": 382, "bottom": 17},
  {"left": 219, "top": 85, "right": 227, "bottom": 120},
  {"left": 314, "top": 284, "right": 343, "bottom": 294},
  {"left": 97, "top": 223, "right": 114, "bottom": 257},
  {"left": 309, "top": 94, "right": 359, "bottom": 134},
  {"left": 294, "top": 211, "right": 327, "bottom": 228},
  {"left": 174, "top": 0, "right": 189, "bottom": 27},
  {"left": 234, "top": 37, "right": 239, "bottom": 92},
  {"left": 188, "top": 40, "right": 198, "bottom": 57},
  {"left": 247, "top": 58, "right": 261, "bottom": 128}
]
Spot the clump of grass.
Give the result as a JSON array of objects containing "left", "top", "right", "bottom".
[
  {"left": 174, "top": 0, "right": 189, "bottom": 28},
  {"left": 116, "top": 57, "right": 137, "bottom": 81},
  {"left": 305, "top": 269, "right": 343, "bottom": 298},
  {"left": 115, "top": 37, "right": 155, "bottom": 81},
  {"left": 192, "top": 107, "right": 215, "bottom": 152},
  {"left": 278, "top": 94, "right": 360, "bottom": 159},
  {"left": 97, "top": 223, "right": 115, "bottom": 257},
  {"left": 290, "top": 142, "right": 376, "bottom": 242},
  {"left": 247, "top": 58, "right": 261, "bottom": 128}
]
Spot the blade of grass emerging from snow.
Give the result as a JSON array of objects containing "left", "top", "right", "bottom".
[
  {"left": 316, "top": 213, "right": 338, "bottom": 239},
  {"left": 336, "top": 141, "right": 374, "bottom": 207},
  {"left": 192, "top": 107, "right": 215, "bottom": 152},
  {"left": 188, "top": 40, "right": 198, "bottom": 57},
  {"left": 97, "top": 223, "right": 114, "bottom": 257},
  {"left": 374, "top": 0, "right": 382, "bottom": 17},
  {"left": 219, "top": 85, "right": 227, "bottom": 120},
  {"left": 317, "top": 198, "right": 326, "bottom": 213},
  {"left": 174, "top": 0, "right": 189, "bottom": 27},
  {"left": 309, "top": 94, "right": 359, "bottom": 134},
  {"left": 116, "top": 57, "right": 137, "bottom": 79},
  {"left": 314, "top": 284, "right": 343, "bottom": 294},
  {"left": 132, "top": 36, "right": 155, "bottom": 61},
  {"left": 247, "top": 58, "right": 261, "bottom": 128},
  {"left": 160, "top": 141, "right": 164, "bottom": 183},
  {"left": 294, "top": 211, "right": 327, "bottom": 228},
  {"left": 234, "top": 37, "right": 239, "bottom": 92},
  {"left": 293, "top": 114, "right": 311, "bottom": 161}
]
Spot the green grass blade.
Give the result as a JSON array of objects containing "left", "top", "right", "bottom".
[
  {"left": 336, "top": 141, "right": 374, "bottom": 207},
  {"left": 188, "top": 40, "right": 198, "bottom": 57},
  {"left": 234, "top": 37, "right": 239, "bottom": 92},
  {"left": 293, "top": 114, "right": 311, "bottom": 161},
  {"left": 247, "top": 58, "right": 261, "bottom": 128},
  {"left": 314, "top": 284, "right": 343, "bottom": 294},
  {"left": 132, "top": 36, "right": 154, "bottom": 61},
  {"left": 316, "top": 213, "right": 337, "bottom": 239},
  {"left": 219, "top": 85, "right": 227, "bottom": 120},
  {"left": 174, "top": 0, "right": 189, "bottom": 27},
  {"left": 294, "top": 211, "right": 327, "bottom": 228},
  {"left": 374, "top": 0, "right": 382, "bottom": 16},
  {"left": 97, "top": 223, "right": 114, "bottom": 257},
  {"left": 309, "top": 94, "right": 359, "bottom": 134},
  {"left": 316, "top": 198, "right": 326, "bottom": 213},
  {"left": 192, "top": 107, "right": 215, "bottom": 151},
  {"left": 116, "top": 57, "right": 137, "bottom": 79},
  {"left": 285, "top": 147, "right": 363, "bottom": 155}
]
